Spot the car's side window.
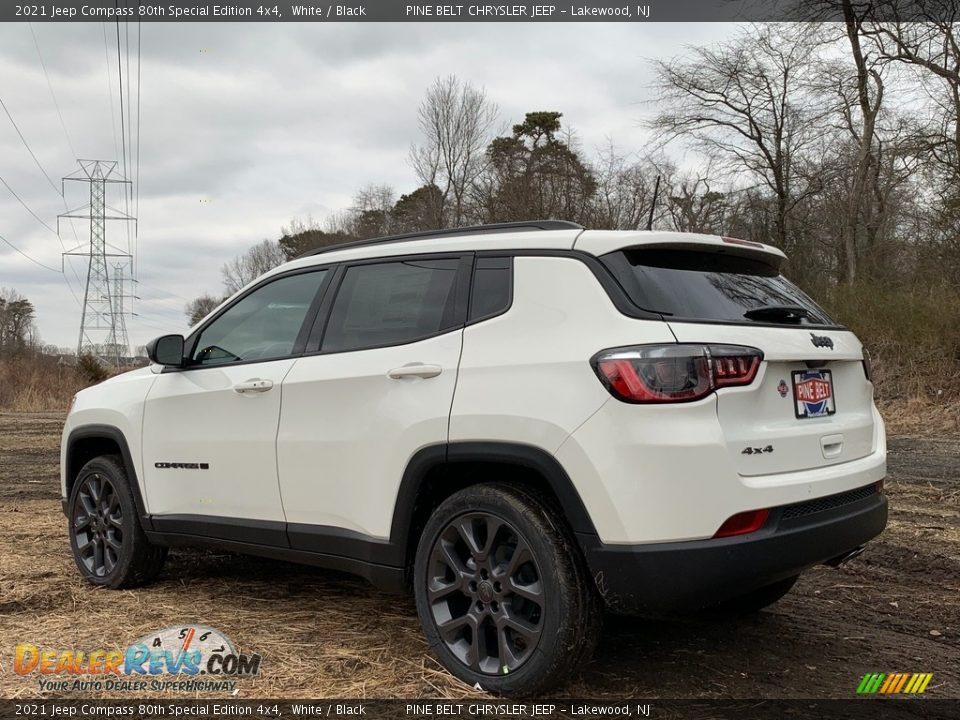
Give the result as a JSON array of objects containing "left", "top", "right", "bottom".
[
  {"left": 321, "top": 259, "right": 460, "bottom": 353},
  {"left": 469, "top": 256, "right": 512, "bottom": 322},
  {"left": 191, "top": 270, "right": 328, "bottom": 366}
]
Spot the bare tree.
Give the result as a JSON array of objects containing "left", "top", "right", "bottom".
[
  {"left": 860, "top": 10, "right": 960, "bottom": 182},
  {"left": 411, "top": 75, "right": 499, "bottom": 227},
  {"left": 830, "top": 1, "right": 887, "bottom": 283},
  {"left": 649, "top": 24, "right": 826, "bottom": 252},
  {"left": 221, "top": 239, "right": 287, "bottom": 295},
  {"left": 350, "top": 184, "right": 397, "bottom": 239},
  {"left": 184, "top": 294, "right": 223, "bottom": 326},
  {"left": 666, "top": 170, "right": 728, "bottom": 234},
  {"left": 587, "top": 144, "right": 666, "bottom": 230}
]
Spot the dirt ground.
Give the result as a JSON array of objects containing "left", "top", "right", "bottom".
[{"left": 0, "top": 412, "right": 957, "bottom": 700}]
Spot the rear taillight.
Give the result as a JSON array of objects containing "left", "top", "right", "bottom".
[
  {"left": 592, "top": 344, "right": 762, "bottom": 403},
  {"left": 713, "top": 508, "right": 770, "bottom": 538}
]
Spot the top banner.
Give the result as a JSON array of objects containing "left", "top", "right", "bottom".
[{"left": 2, "top": 0, "right": 952, "bottom": 23}]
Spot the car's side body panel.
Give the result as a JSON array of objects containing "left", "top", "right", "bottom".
[
  {"left": 278, "top": 329, "right": 464, "bottom": 539},
  {"left": 449, "top": 256, "right": 674, "bottom": 452}
]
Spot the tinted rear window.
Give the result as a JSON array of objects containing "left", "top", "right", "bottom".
[{"left": 601, "top": 249, "right": 836, "bottom": 326}]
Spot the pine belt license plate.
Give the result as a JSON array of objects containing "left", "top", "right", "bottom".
[{"left": 792, "top": 369, "right": 836, "bottom": 419}]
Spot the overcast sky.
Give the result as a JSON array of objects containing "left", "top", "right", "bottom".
[{"left": 0, "top": 21, "right": 737, "bottom": 350}]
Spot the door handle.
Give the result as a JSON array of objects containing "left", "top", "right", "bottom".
[
  {"left": 233, "top": 378, "right": 274, "bottom": 394},
  {"left": 387, "top": 363, "right": 442, "bottom": 380}
]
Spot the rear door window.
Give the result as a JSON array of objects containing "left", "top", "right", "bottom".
[
  {"left": 601, "top": 248, "right": 836, "bottom": 326},
  {"left": 321, "top": 258, "right": 461, "bottom": 352}
]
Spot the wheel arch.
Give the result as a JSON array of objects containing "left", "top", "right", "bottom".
[
  {"left": 65, "top": 424, "right": 151, "bottom": 529},
  {"left": 391, "top": 441, "right": 599, "bottom": 569}
]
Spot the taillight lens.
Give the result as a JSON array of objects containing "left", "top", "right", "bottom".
[{"left": 592, "top": 344, "right": 762, "bottom": 403}]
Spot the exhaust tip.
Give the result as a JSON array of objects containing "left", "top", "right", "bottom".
[{"left": 825, "top": 546, "right": 866, "bottom": 568}]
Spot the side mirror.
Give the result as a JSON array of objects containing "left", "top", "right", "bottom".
[{"left": 146, "top": 334, "right": 185, "bottom": 367}]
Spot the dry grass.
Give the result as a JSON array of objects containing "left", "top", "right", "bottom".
[
  {"left": 879, "top": 397, "right": 960, "bottom": 435},
  {"left": 0, "top": 501, "right": 488, "bottom": 700},
  {"left": 0, "top": 357, "right": 86, "bottom": 413}
]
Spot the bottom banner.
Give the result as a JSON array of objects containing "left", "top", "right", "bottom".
[{"left": 1, "top": 699, "right": 957, "bottom": 720}]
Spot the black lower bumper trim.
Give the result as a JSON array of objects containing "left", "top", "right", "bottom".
[{"left": 579, "top": 488, "right": 888, "bottom": 614}]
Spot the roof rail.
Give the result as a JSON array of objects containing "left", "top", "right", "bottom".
[{"left": 296, "top": 220, "right": 584, "bottom": 259}]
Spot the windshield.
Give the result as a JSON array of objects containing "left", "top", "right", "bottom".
[{"left": 601, "top": 248, "right": 836, "bottom": 326}]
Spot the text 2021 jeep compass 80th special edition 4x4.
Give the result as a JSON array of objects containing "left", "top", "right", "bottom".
[{"left": 61, "top": 220, "right": 887, "bottom": 694}]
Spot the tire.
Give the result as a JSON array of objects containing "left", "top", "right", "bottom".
[
  {"left": 704, "top": 575, "right": 800, "bottom": 617},
  {"left": 413, "top": 483, "right": 602, "bottom": 696},
  {"left": 67, "top": 454, "right": 167, "bottom": 589}
]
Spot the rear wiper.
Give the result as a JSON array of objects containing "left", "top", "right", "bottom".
[{"left": 743, "top": 304, "right": 810, "bottom": 323}]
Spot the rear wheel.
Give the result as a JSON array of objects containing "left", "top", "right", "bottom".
[
  {"left": 68, "top": 454, "right": 166, "bottom": 589},
  {"left": 705, "top": 575, "right": 800, "bottom": 617},
  {"left": 414, "top": 484, "right": 601, "bottom": 696}
]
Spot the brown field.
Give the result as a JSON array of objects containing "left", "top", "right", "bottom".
[{"left": 0, "top": 412, "right": 957, "bottom": 700}]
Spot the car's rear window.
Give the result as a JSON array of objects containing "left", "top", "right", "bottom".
[{"left": 601, "top": 248, "right": 836, "bottom": 326}]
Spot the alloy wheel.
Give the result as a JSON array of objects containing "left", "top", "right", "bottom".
[
  {"left": 426, "top": 512, "right": 544, "bottom": 675},
  {"left": 72, "top": 473, "right": 124, "bottom": 577}
]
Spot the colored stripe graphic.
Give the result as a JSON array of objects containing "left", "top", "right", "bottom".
[{"left": 858, "top": 672, "right": 933, "bottom": 694}]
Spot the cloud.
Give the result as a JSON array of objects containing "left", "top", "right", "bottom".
[{"left": 0, "top": 21, "right": 738, "bottom": 348}]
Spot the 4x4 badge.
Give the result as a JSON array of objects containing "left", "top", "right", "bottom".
[{"left": 810, "top": 332, "right": 834, "bottom": 349}]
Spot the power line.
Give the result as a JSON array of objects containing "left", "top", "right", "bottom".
[
  {"left": 27, "top": 22, "right": 77, "bottom": 160},
  {"left": 0, "top": 174, "right": 59, "bottom": 235},
  {"left": 115, "top": 11, "right": 133, "bottom": 269},
  {"left": 134, "top": 21, "right": 142, "bottom": 281},
  {"left": 115, "top": 15, "right": 129, "bottom": 187},
  {"left": 0, "top": 230, "right": 61, "bottom": 273},
  {"left": 0, "top": 95, "right": 63, "bottom": 197},
  {"left": 101, "top": 22, "right": 121, "bottom": 169},
  {"left": 1, "top": 169, "right": 84, "bottom": 307}
]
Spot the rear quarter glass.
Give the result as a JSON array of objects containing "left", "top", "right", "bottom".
[{"left": 601, "top": 248, "right": 836, "bottom": 326}]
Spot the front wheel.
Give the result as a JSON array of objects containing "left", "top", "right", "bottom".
[
  {"left": 413, "top": 484, "right": 601, "bottom": 696},
  {"left": 67, "top": 454, "right": 167, "bottom": 589}
]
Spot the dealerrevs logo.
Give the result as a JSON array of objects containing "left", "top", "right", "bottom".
[{"left": 14, "top": 625, "right": 260, "bottom": 692}]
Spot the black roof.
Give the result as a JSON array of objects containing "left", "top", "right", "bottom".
[{"left": 297, "top": 220, "right": 583, "bottom": 259}]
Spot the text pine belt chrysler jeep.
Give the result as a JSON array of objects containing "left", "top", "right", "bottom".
[{"left": 61, "top": 221, "right": 887, "bottom": 694}]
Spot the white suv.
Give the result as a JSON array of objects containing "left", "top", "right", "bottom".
[{"left": 61, "top": 221, "right": 887, "bottom": 694}]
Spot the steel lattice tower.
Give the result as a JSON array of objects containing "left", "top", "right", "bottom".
[
  {"left": 59, "top": 160, "right": 134, "bottom": 365},
  {"left": 106, "top": 263, "right": 130, "bottom": 365}
]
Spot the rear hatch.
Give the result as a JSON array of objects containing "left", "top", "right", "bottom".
[{"left": 591, "top": 234, "right": 875, "bottom": 477}]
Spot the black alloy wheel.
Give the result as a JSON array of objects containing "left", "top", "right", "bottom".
[
  {"left": 68, "top": 454, "right": 166, "bottom": 588},
  {"left": 72, "top": 472, "right": 125, "bottom": 577},
  {"left": 414, "top": 483, "right": 601, "bottom": 695},
  {"left": 426, "top": 511, "right": 544, "bottom": 675}
]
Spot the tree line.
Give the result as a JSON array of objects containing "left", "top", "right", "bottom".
[{"left": 188, "top": 13, "right": 960, "bottom": 406}]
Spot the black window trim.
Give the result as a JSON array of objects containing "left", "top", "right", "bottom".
[
  {"left": 303, "top": 251, "right": 473, "bottom": 357},
  {"left": 175, "top": 265, "right": 335, "bottom": 372}
]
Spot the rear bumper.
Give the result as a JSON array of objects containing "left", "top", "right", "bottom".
[{"left": 579, "top": 484, "right": 887, "bottom": 614}]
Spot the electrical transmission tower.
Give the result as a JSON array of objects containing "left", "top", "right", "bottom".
[
  {"left": 59, "top": 160, "right": 135, "bottom": 366},
  {"left": 107, "top": 263, "right": 130, "bottom": 367}
]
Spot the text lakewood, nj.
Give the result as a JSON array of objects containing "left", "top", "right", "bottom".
[{"left": 402, "top": 4, "right": 650, "bottom": 17}]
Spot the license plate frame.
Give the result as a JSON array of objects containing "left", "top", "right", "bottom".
[{"left": 792, "top": 369, "right": 836, "bottom": 419}]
